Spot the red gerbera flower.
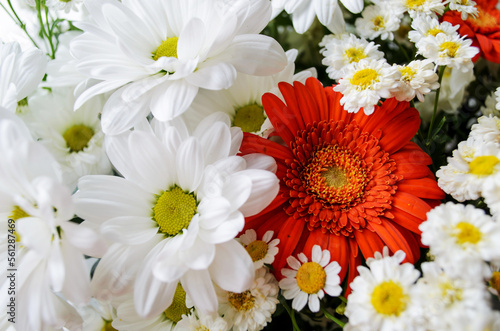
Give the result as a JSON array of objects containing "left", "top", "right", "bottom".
[
  {"left": 443, "top": 0, "right": 500, "bottom": 63},
  {"left": 240, "top": 77, "right": 444, "bottom": 293}
]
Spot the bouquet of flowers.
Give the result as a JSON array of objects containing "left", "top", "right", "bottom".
[{"left": 1, "top": 0, "right": 500, "bottom": 330}]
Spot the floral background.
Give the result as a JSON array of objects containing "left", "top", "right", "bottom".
[{"left": 1, "top": 0, "right": 500, "bottom": 330}]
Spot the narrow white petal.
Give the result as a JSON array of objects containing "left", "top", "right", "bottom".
[
  {"left": 181, "top": 269, "right": 218, "bottom": 313},
  {"left": 100, "top": 216, "right": 158, "bottom": 245},
  {"left": 176, "top": 138, "right": 204, "bottom": 192},
  {"left": 150, "top": 80, "right": 199, "bottom": 121},
  {"left": 235, "top": 169, "right": 279, "bottom": 217}
]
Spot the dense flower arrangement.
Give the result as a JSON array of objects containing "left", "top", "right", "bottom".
[{"left": 1, "top": 0, "right": 500, "bottom": 330}]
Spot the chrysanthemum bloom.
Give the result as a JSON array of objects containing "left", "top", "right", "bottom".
[
  {"left": 355, "top": 4, "right": 403, "bottom": 41},
  {"left": 448, "top": 0, "right": 478, "bottom": 20},
  {"left": 390, "top": 60, "right": 440, "bottom": 102},
  {"left": 443, "top": 0, "right": 500, "bottom": 63},
  {"left": 240, "top": 77, "right": 444, "bottom": 290}
]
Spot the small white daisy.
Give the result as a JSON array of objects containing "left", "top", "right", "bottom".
[
  {"left": 355, "top": 4, "right": 403, "bottom": 41},
  {"left": 469, "top": 115, "right": 500, "bottom": 146},
  {"left": 217, "top": 267, "right": 279, "bottom": 331},
  {"left": 390, "top": 59, "right": 440, "bottom": 102},
  {"left": 420, "top": 202, "right": 500, "bottom": 280},
  {"left": 449, "top": 0, "right": 479, "bottom": 20},
  {"left": 408, "top": 16, "right": 459, "bottom": 45},
  {"left": 333, "top": 58, "right": 400, "bottom": 115},
  {"left": 174, "top": 311, "right": 228, "bottom": 331},
  {"left": 397, "top": 0, "right": 445, "bottom": 18},
  {"left": 239, "top": 229, "right": 280, "bottom": 270},
  {"left": 320, "top": 33, "right": 385, "bottom": 81},
  {"left": 416, "top": 32, "right": 479, "bottom": 72},
  {"left": 279, "top": 245, "right": 342, "bottom": 313},
  {"left": 344, "top": 250, "right": 420, "bottom": 330}
]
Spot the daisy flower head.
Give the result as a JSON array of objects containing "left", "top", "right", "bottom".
[
  {"left": 240, "top": 77, "right": 443, "bottom": 296},
  {"left": 281, "top": 0, "right": 364, "bottom": 35},
  {"left": 436, "top": 137, "right": 500, "bottom": 201},
  {"left": 416, "top": 29, "right": 479, "bottom": 72},
  {"left": 24, "top": 86, "right": 112, "bottom": 191},
  {"left": 355, "top": 4, "right": 403, "bottom": 41},
  {"left": 217, "top": 267, "right": 279, "bottom": 331},
  {"left": 449, "top": 0, "right": 479, "bottom": 20},
  {"left": 344, "top": 250, "right": 420, "bottom": 330},
  {"left": 70, "top": 0, "right": 287, "bottom": 135},
  {"left": 320, "top": 33, "right": 385, "bottom": 81},
  {"left": 279, "top": 245, "right": 342, "bottom": 312},
  {"left": 74, "top": 113, "right": 280, "bottom": 316},
  {"left": 480, "top": 89, "right": 500, "bottom": 116},
  {"left": 420, "top": 202, "right": 500, "bottom": 279},
  {"left": 408, "top": 16, "right": 459, "bottom": 45},
  {"left": 333, "top": 58, "right": 400, "bottom": 115},
  {"left": 239, "top": 229, "right": 280, "bottom": 269},
  {"left": 469, "top": 115, "right": 500, "bottom": 146},
  {"left": 174, "top": 311, "right": 228, "bottom": 331},
  {"left": 0, "top": 41, "right": 47, "bottom": 112},
  {"left": 398, "top": 0, "right": 446, "bottom": 19},
  {"left": 390, "top": 59, "right": 440, "bottom": 102}
]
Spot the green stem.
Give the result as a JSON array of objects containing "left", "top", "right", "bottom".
[
  {"left": 4, "top": 0, "right": 40, "bottom": 48},
  {"left": 426, "top": 65, "right": 446, "bottom": 144},
  {"left": 279, "top": 295, "right": 301, "bottom": 331},
  {"left": 339, "top": 295, "right": 348, "bottom": 304},
  {"left": 322, "top": 307, "right": 346, "bottom": 328},
  {"left": 35, "top": 0, "right": 55, "bottom": 58}
]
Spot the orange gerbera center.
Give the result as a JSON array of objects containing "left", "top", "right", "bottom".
[
  {"left": 467, "top": 5, "right": 500, "bottom": 34},
  {"left": 284, "top": 120, "right": 398, "bottom": 237}
]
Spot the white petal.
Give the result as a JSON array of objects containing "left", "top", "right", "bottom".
[
  {"left": 291, "top": 2, "right": 316, "bottom": 34},
  {"left": 308, "top": 293, "right": 320, "bottom": 312},
  {"left": 242, "top": 153, "right": 277, "bottom": 172},
  {"left": 150, "top": 80, "right": 199, "bottom": 121},
  {"left": 178, "top": 17, "right": 206, "bottom": 59},
  {"left": 197, "top": 121, "right": 232, "bottom": 164},
  {"left": 340, "top": 0, "right": 364, "bottom": 13},
  {"left": 185, "top": 61, "right": 237, "bottom": 90},
  {"left": 100, "top": 216, "right": 158, "bottom": 245},
  {"left": 292, "top": 292, "right": 308, "bottom": 311},
  {"left": 221, "top": 173, "right": 252, "bottom": 211},
  {"left": 181, "top": 238, "right": 215, "bottom": 270},
  {"left": 235, "top": 169, "right": 279, "bottom": 217},
  {"left": 198, "top": 211, "right": 244, "bottom": 244},
  {"left": 176, "top": 138, "right": 204, "bottom": 192},
  {"left": 181, "top": 269, "right": 218, "bottom": 313}
]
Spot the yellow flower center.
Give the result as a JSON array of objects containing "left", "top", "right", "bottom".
[
  {"left": 371, "top": 280, "right": 408, "bottom": 316},
  {"left": 321, "top": 166, "right": 348, "bottom": 188},
  {"left": 153, "top": 37, "right": 179, "bottom": 61},
  {"left": 296, "top": 262, "right": 326, "bottom": 294},
  {"left": 228, "top": 290, "right": 255, "bottom": 311},
  {"left": 63, "top": 124, "right": 94, "bottom": 153},
  {"left": 469, "top": 155, "right": 500, "bottom": 175},
  {"left": 489, "top": 272, "right": 500, "bottom": 292},
  {"left": 440, "top": 280, "right": 463, "bottom": 305},
  {"left": 440, "top": 41, "right": 460, "bottom": 58},
  {"left": 164, "top": 283, "right": 191, "bottom": 323},
  {"left": 453, "top": 221, "right": 482, "bottom": 245},
  {"left": 344, "top": 47, "right": 367, "bottom": 63},
  {"left": 372, "top": 16, "right": 385, "bottom": 30},
  {"left": 245, "top": 240, "right": 269, "bottom": 262},
  {"left": 233, "top": 104, "right": 266, "bottom": 133},
  {"left": 101, "top": 321, "right": 118, "bottom": 331},
  {"left": 399, "top": 66, "right": 416, "bottom": 82},
  {"left": 406, "top": 0, "right": 426, "bottom": 9},
  {"left": 350, "top": 68, "right": 379, "bottom": 90},
  {"left": 9, "top": 206, "right": 30, "bottom": 242},
  {"left": 152, "top": 186, "right": 197, "bottom": 236},
  {"left": 427, "top": 28, "right": 444, "bottom": 37}
]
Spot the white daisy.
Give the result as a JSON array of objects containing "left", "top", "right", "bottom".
[
  {"left": 74, "top": 113, "right": 280, "bottom": 316},
  {"left": 333, "top": 58, "right": 400, "bottom": 115},
  {"left": 390, "top": 59, "right": 439, "bottom": 102},
  {"left": 320, "top": 33, "right": 385, "bottom": 81},
  {"left": 180, "top": 49, "right": 316, "bottom": 135},
  {"left": 408, "top": 16, "right": 459, "bottom": 45},
  {"left": 449, "top": 0, "right": 478, "bottom": 20},
  {"left": 436, "top": 137, "right": 500, "bottom": 201},
  {"left": 355, "top": 4, "right": 403, "bottom": 41},
  {"left": 174, "top": 311, "right": 228, "bottom": 331},
  {"left": 344, "top": 250, "right": 420, "bottom": 331},
  {"left": 280, "top": 0, "right": 364, "bottom": 34},
  {"left": 0, "top": 41, "right": 47, "bottom": 112},
  {"left": 469, "top": 115, "right": 500, "bottom": 146},
  {"left": 483, "top": 88, "right": 500, "bottom": 116},
  {"left": 70, "top": 0, "right": 287, "bottom": 135},
  {"left": 397, "top": 0, "right": 445, "bottom": 18},
  {"left": 420, "top": 202, "right": 500, "bottom": 280},
  {"left": 416, "top": 32, "right": 479, "bottom": 72},
  {"left": 217, "top": 267, "right": 279, "bottom": 331},
  {"left": 279, "top": 245, "right": 342, "bottom": 313},
  {"left": 410, "top": 261, "right": 493, "bottom": 330},
  {"left": 24, "top": 86, "right": 112, "bottom": 191},
  {"left": 239, "top": 229, "right": 280, "bottom": 270}
]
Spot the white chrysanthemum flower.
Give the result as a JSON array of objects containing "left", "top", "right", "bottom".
[
  {"left": 24, "top": 87, "right": 112, "bottom": 191},
  {"left": 279, "top": 245, "right": 342, "bottom": 313},
  {"left": 397, "top": 0, "right": 445, "bottom": 18},
  {"left": 355, "top": 4, "right": 402, "bottom": 41},
  {"left": 408, "top": 16, "right": 459, "bottom": 45},
  {"left": 180, "top": 49, "right": 316, "bottom": 136},
  {"left": 420, "top": 202, "right": 500, "bottom": 280},
  {"left": 278, "top": 0, "right": 363, "bottom": 34},
  {"left": 77, "top": 298, "right": 117, "bottom": 331},
  {"left": 239, "top": 230, "right": 279, "bottom": 270},
  {"left": 333, "top": 58, "right": 400, "bottom": 115},
  {"left": 70, "top": 0, "right": 287, "bottom": 135},
  {"left": 320, "top": 33, "right": 385, "bottom": 81},
  {"left": 0, "top": 109, "right": 105, "bottom": 331},
  {"left": 436, "top": 138, "right": 500, "bottom": 201},
  {"left": 365, "top": 246, "right": 407, "bottom": 267},
  {"left": 344, "top": 250, "right": 420, "bottom": 331},
  {"left": 174, "top": 311, "right": 228, "bottom": 331},
  {"left": 0, "top": 42, "right": 47, "bottom": 112},
  {"left": 449, "top": 0, "right": 478, "bottom": 20},
  {"left": 483, "top": 173, "right": 500, "bottom": 217},
  {"left": 74, "top": 113, "right": 280, "bottom": 316},
  {"left": 416, "top": 32, "right": 479, "bottom": 72},
  {"left": 390, "top": 59, "right": 439, "bottom": 102},
  {"left": 416, "top": 66, "right": 475, "bottom": 122},
  {"left": 410, "top": 261, "right": 493, "bottom": 330},
  {"left": 469, "top": 115, "right": 500, "bottom": 146},
  {"left": 217, "top": 267, "right": 279, "bottom": 331}
]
